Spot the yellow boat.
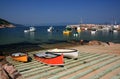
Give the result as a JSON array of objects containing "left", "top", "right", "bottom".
[
  {"left": 63, "top": 30, "right": 71, "bottom": 35},
  {"left": 77, "top": 29, "right": 81, "bottom": 33},
  {"left": 11, "top": 53, "right": 28, "bottom": 62}
]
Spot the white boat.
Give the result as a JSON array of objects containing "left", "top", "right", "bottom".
[
  {"left": 47, "top": 26, "right": 53, "bottom": 32},
  {"left": 29, "top": 27, "right": 35, "bottom": 32},
  {"left": 24, "top": 27, "right": 35, "bottom": 33},
  {"left": 47, "top": 48, "right": 79, "bottom": 59},
  {"left": 113, "top": 29, "right": 117, "bottom": 33},
  {"left": 24, "top": 30, "right": 30, "bottom": 33},
  {"left": 91, "top": 29, "right": 97, "bottom": 34},
  {"left": 91, "top": 30, "right": 96, "bottom": 34}
]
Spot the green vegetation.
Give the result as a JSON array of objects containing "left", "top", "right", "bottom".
[
  {"left": 0, "top": 18, "right": 11, "bottom": 25},
  {"left": 0, "top": 18, "right": 15, "bottom": 28}
]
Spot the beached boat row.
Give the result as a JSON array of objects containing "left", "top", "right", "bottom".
[
  {"left": 6, "top": 49, "right": 79, "bottom": 66},
  {"left": 6, "top": 51, "right": 120, "bottom": 79}
]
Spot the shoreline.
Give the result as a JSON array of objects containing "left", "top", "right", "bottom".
[
  {"left": 1, "top": 40, "right": 120, "bottom": 79},
  {"left": 0, "top": 40, "right": 120, "bottom": 56}
]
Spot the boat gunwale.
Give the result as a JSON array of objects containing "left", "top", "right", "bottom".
[
  {"left": 11, "top": 55, "right": 27, "bottom": 58},
  {"left": 47, "top": 49, "right": 78, "bottom": 53},
  {"left": 34, "top": 53, "right": 61, "bottom": 59},
  {"left": 11, "top": 53, "right": 28, "bottom": 57}
]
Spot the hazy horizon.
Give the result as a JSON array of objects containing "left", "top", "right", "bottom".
[{"left": 0, "top": 0, "right": 120, "bottom": 25}]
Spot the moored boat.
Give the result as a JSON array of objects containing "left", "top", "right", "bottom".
[
  {"left": 34, "top": 52, "right": 64, "bottom": 66},
  {"left": 91, "top": 29, "right": 97, "bottom": 34},
  {"left": 24, "top": 30, "right": 29, "bottom": 32},
  {"left": 47, "top": 26, "right": 53, "bottom": 32},
  {"left": 77, "top": 27, "right": 81, "bottom": 32},
  {"left": 24, "top": 27, "right": 35, "bottom": 33},
  {"left": 47, "top": 48, "right": 79, "bottom": 59},
  {"left": 29, "top": 27, "right": 35, "bottom": 32},
  {"left": 11, "top": 53, "right": 28, "bottom": 62},
  {"left": 63, "top": 25, "right": 72, "bottom": 35},
  {"left": 63, "top": 30, "right": 71, "bottom": 35}
]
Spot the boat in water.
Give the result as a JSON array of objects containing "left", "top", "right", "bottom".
[
  {"left": 11, "top": 53, "right": 28, "bottom": 62},
  {"left": 77, "top": 27, "right": 81, "bottom": 33},
  {"left": 47, "top": 48, "right": 79, "bottom": 59},
  {"left": 63, "top": 30, "right": 72, "bottom": 35},
  {"left": 63, "top": 25, "right": 72, "bottom": 35},
  {"left": 24, "top": 27, "right": 36, "bottom": 33},
  {"left": 91, "top": 29, "right": 97, "bottom": 34},
  {"left": 34, "top": 52, "right": 64, "bottom": 66},
  {"left": 47, "top": 26, "right": 53, "bottom": 32}
]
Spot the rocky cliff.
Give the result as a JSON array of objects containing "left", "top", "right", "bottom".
[{"left": 0, "top": 18, "right": 15, "bottom": 28}]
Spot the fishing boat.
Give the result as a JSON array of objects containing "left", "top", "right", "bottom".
[
  {"left": 47, "top": 48, "right": 79, "bottom": 59},
  {"left": 24, "top": 27, "right": 36, "bottom": 33},
  {"left": 47, "top": 26, "right": 53, "bottom": 32},
  {"left": 34, "top": 52, "right": 64, "bottom": 66},
  {"left": 11, "top": 53, "right": 28, "bottom": 62}
]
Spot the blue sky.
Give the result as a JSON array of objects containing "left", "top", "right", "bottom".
[{"left": 0, "top": 0, "right": 120, "bottom": 25}]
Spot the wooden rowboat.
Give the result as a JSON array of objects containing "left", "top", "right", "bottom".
[
  {"left": 34, "top": 52, "right": 64, "bottom": 66},
  {"left": 11, "top": 53, "right": 28, "bottom": 62},
  {"left": 47, "top": 48, "right": 79, "bottom": 59}
]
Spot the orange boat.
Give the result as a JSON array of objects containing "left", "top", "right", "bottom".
[
  {"left": 11, "top": 53, "right": 28, "bottom": 62},
  {"left": 34, "top": 52, "right": 64, "bottom": 66}
]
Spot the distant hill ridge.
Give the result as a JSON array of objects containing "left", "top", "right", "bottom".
[{"left": 0, "top": 18, "right": 15, "bottom": 28}]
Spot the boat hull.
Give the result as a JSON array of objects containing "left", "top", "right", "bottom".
[
  {"left": 47, "top": 49, "right": 79, "bottom": 59},
  {"left": 63, "top": 31, "right": 71, "bottom": 35},
  {"left": 11, "top": 53, "right": 28, "bottom": 62},
  {"left": 34, "top": 53, "right": 64, "bottom": 66}
]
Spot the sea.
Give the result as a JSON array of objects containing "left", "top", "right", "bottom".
[{"left": 0, "top": 25, "right": 120, "bottom": 45}]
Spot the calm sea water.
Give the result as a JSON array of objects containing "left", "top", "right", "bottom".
[{"left": 0, "top": 25, "right": 120, "bottom": 45}]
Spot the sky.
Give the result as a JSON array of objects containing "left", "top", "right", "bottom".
[{"left": 0, "top": 0, "right": 120, "bottom": 25}]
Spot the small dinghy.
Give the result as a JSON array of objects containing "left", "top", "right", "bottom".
[
  {"left": 34, "top": 52, "right": 64, "bottom": 66},
  {"left": 47, "top": 48, "right": 79, "bottom": 59},
  {"left": 11, "top": 53, "right": 28, "bottom": 62}
]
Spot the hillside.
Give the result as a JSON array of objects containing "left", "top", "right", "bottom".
[{"left": 0, "top": 18, "right": 15, "bottom": 28}]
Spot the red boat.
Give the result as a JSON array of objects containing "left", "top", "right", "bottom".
[{"left": 34, "top": 52, "right": 64, "bottom": 66}]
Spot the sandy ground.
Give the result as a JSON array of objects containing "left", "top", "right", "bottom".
[
  {"left": 62, "top": 43, "right": 120, "bottom": 79},
  {"left": 42, "top": 42, "right": 120, "bottom": 55},
  {"left": 66, "top": 43, "right": 120, "bottom": 55}
]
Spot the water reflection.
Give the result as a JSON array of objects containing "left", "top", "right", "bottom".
[
  {"left": 102, "top": 30, "right": 109, "bottom": 36},
  {"left": 30, "top": 32, "right": 35, "bottom": 40},
  {"left": 24, "top": 32, "right": 35, "bottom": 40}
]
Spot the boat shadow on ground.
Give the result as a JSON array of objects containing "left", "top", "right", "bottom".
[{"left": 0, "top": 42, "right": 44, "bottom": 56}]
